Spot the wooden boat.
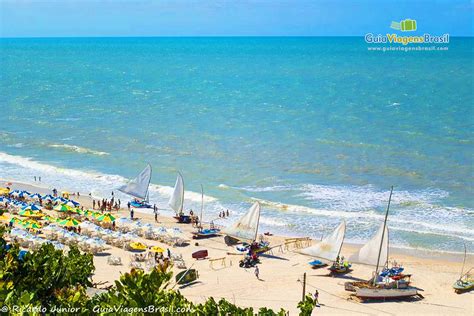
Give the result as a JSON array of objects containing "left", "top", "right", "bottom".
[
  {"left": 301, "top": 221, "right": 346, "bottom": 271},
  {"left": 175, "top": 269, "right": 199, "bottom": 285},
  {"left": 118, "top": 164, "right": 152, "bottom": 209},
  {"left": 347, "top": 187, "right": 418, "bottom": 300},
  {"left": 453, "top": 244, "right": 473, "bottom": 294},
  {"left": 328, "top": 262, "right": 352, "bottom": 274},
  {"left": 192, "top": 185, "right": 220, "bottom": 238},
  {"left": 453, "top": 278, "right": 474, "bottom": 294},
  {"left": 192, "top": 249, "right": 208, "bottom": 260},
  {"left": 173, "top": 214, "right": 192, "bottom": 224},
  {"left": 192, "top": 228, "right": 220, "bottom": 239},
  {"left": 355, "top": 287, "right": 419, "bottom": 300},
  {"left": 309, "top": 259, "right": 327, "bottom": 269}
]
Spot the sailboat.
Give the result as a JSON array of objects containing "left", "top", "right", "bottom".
[
  {"left": 452, "top": 244, "right": 474, "bottom": 294},
  {"left": 191, "top": 185, "right": 221, "bottom": 239},
  {"left": 118, "top": 164, "right": 152, "bottom": 208},
  {"left": 345, "top": 187, "right": 419, "bottom": 300},
  {"left": 169, "top": 172, "right": 191, "bottom": 223},
  {"left": 222, "top": 201, "right": 269, "bottom": 253},
  {"left": 301, "top": 221, "right": 346, "bottom": 269}
]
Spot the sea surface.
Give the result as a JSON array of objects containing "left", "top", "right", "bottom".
[{"left": 0, "top": 37, "right": 472, "bottom": 253}]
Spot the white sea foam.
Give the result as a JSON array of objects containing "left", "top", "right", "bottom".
[
  {"left": 0, "top": 152, "right": 217, "bottom": 206},
  {"left": 48, "top": 144, "right": 110, "bottom": 156},
  {"left": 298, "top": 184, "right": 449, "bottom": 211}
]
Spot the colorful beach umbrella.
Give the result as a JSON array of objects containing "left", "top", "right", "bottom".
[
  {"left": 22, "top": 204, "right": 42, "bottom": 211},
  {"left": 23, "top": 221, "right": 42, "bottom": 229},
  {"left": 58, "top": 217, "right": 81, "bottom": 227},
  {"left": 150, "top": 246, "right": 164, "bottom": 253},
  {"left": 96, "top": 213, "right": 116, "bottom": 223},
  {"left": 54, "top": 204, "right": 73, "bottom": 212},
  {"left": 0, "top": 213, "right": 10, "bottom": 221},
  {"left": 29, "top": 193, "right": 42, "bottom": 200},
  {"left": 19, "top": 209, "right": 40, "bottom": 217}
]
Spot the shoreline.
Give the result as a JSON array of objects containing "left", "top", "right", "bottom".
[
  {"left": 2, "top": 179, "right": 473, "bottom": 314},
  {"left": 2, "top": 178, "right": 471, "bottom": 260}
]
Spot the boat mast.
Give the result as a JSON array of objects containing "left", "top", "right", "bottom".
[
  {"left": 254, "top": 202, "right": 261, "bottom": 242},
  {"left": 460, "top": 243, "right": 467, "bottom": 279},
  {"left": 200, "top": 184, "right": 204, "bottom": 229},
  {"left": 145, "top": 163, "right": 152, "bottom": 202},
  {"left": 337, "top": 221, "right": 346, "bottom": 259},
  {"left": 374, "top": 186, "right": 393, "bottom": 284},
  {"left": 178, "top": 171, "right": 184, "bottom": 213}
]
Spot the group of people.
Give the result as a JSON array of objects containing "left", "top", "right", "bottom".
[
  {"left": 93, "top": 197, "right": 121, "bottom": 212},
  {"left": 219, "top": 209, "right": 230, "bottom": 218}
]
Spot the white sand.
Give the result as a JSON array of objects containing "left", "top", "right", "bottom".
[{"left": 2, "top": 180, "right": 473, "bottom": 315}]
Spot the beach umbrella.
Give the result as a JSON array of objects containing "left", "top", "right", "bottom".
[
  {"left": 96, "top": 213, "right": 116, "bottom": 223},
  {"left": 58, "top": 217, "right": 81, "bottom": 227},
  {"left": 22, "top": 204, "right": 42, "bottom": 212},
  {"left": 42, "top": 215, "right": 57, "bottom": 222},
  {"left": 150, "top": 246, "right": 164, "bottom": 253},
  {"left": 10, "top": 217, "right": 22, "bottom": 224},
  {"left": 42, "top": 194, "right": 54, "bottom": 200},
  {"left": 23, "top": 221, "right": 42, "bottom": 229},
  {"left": 19, "top": 209, "right": 39, "bottom": 217},
  {"left": 0, "top": 188, "right": 10, "bottom": 196},
  {"left": 54, "top": 204, "right": 73, "bottom": 212},
  {"left": 0, "top": 213, "right": 10, "bottom": 221},
  {"left": 66, "top": 201, "right": 78, "bottom": 208},
  {"left": 29, "top": 193, "right": 42, "bottom": 200}
]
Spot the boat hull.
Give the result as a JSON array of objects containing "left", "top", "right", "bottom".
[
  {"left": 453, "top": 280, "right": 474, "bottom": 293},
  {"left": 355, "top": 287, "right": 418, "bottom": 300},
  {"left": 175, "top": 269, "right": 199, "bottom": 285},
  {"left": 173, "top": 215, "right": 192, "bottom": 224},
  {"left": 192, "top": 229, "right": 220, "bottom": 239}
]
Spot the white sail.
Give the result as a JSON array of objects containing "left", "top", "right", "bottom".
[
  {"left": 168, "top": 172, "right": 184, "bottom": 214},
  {"left": 223, "top": 202, "right": 260, "bottom": 242},
  {"left": 349, "top": 223, "right": 389, "bottom": 267},
  {"left": 118, "top": 164, "right": 152, "bottom": 200},
  {"left": 301, "top": 221, "right": 346, "bottom": 262}
]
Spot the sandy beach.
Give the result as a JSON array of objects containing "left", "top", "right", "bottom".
[{"left": 2, "top": 179, "right": 473, "bottom": 315}]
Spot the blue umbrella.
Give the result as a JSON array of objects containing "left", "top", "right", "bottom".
[
  {"left": 22, "top": 204, "right": 41, "bottom": 211},
  {"left": 29, "top": 193, "right": 42, "bottom": 199},
  {"left": 42, "top": 194, "right": 55, "bottom": 201}
]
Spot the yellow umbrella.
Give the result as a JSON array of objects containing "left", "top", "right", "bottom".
[
  {"left": 54, "top": 204, "right": 73, "bottom": 212},
  {"left": 0, "top": 188, "right": 10, "bottom": 196},
  {"left": 58, "top": 217, "right": 81, "bottom": 227},
  {"left": 96, "top": 213, "right": 116, "bottom": 223},
  {"left": 150, "top": 246, "right": 164, "bottom": 253},
  {"left": 0, "top": 213, "right": 10, "bottom": 221}
]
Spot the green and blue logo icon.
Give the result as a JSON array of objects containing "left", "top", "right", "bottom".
[{"left": 390, "top": 19, "right": 417, "bottom": 32}]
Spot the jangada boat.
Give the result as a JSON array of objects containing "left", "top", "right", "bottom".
[
  {"left": 175, "top": 268, "right": 199, "bottom": 285},
  {"left": 168, "top": 172, "right": 194, "bottom": 224},
  {"left": 453, "top": 244, "right": 473, "bottom": 294},
  {"left": 300, "top": 221, "right": 347, "bottom": 271},
  {"left": 345, "top": 187, "right": 419, "bottom": 301},
  {"left": 191, "top": 185, "right": 221, "bottom": 239},
  {"left": 118, "top": 164, "right": 153, "bottom": 209},
  {"left": 222, "top": 201, "right": 270, "bottom": 253}
]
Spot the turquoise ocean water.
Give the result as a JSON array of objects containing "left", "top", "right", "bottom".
[{"left": 0, "top": 37, "right": 472, "bottom": 252}]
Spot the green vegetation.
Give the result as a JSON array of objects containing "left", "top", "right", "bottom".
[{"left": 0, "top": 227, "right": 314, "bottom": 315}]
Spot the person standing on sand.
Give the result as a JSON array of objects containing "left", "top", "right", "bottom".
[
  {"left": 314, "top": 290, "right": 320, "bottom": 307},
  {"left": 93, "top": 200, "right": 95, "bottom": 209},
  {"left": 153, "top": 205, "right": 159, "bottom": 223},
  {"left": 226, "top": 209, "right": 229, "bottom": 217},
  {"left": 34, "top": 176, "right": 36, "bottom": 182},
  {"left": 254, "top": 265, "right": 260, "bottom": 280},
  {"left": 39, "top": 176, "right": 41, "bottom": 182},
  {"left": 167, "top": 248, "right": 171, "bottom": 259}
]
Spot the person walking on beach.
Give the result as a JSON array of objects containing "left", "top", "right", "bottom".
[
  {"left": 167, "top": 248, "right": 171, "bottom": 259},
  {"left": 130, "top": 209, "right": 134, "bottom": 220},
  {"left": 93, "top": 200, "right": 95, "bottom": 209},
  {"left": 38, "top": 176, "right": 41, "bottom": 182},
  {"left": 254, "top": 265, "right": 260, "bottom": 280},
  {"left": 153, "top": 205, "right": 159, "bottom": 223},
  {"left": 127, "top": 201, "right": 131, "bottom": 211},
  {"left": 226, "top": 209, "right": 229, "bottom": 217},
  {"left": 34, "top": 176, "right": 36, "bottom": 182},
  {"left": 313, "top": 290, "right": 320, "bottom": 307}
]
